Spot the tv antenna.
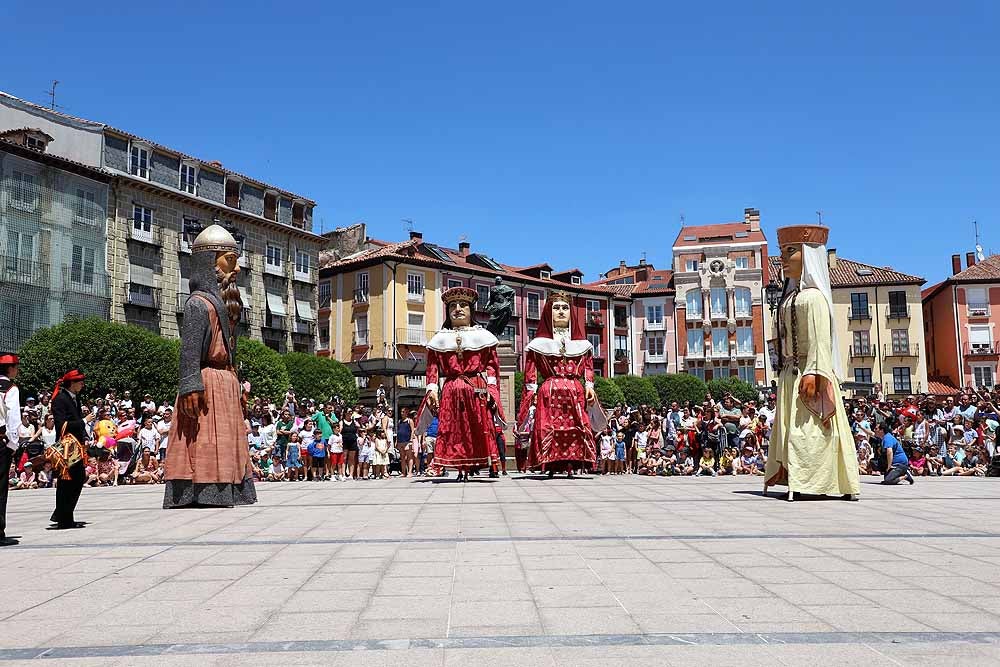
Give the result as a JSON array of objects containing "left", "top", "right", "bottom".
[
  {"left": 816, "top": 210, "right": 823, "bottom": 225},
  {"left": 974, "top": 220, "right": 986, "bottom": 261},
  {"left": 402, "top": 219, "right": 414, "bottom": 234},
  {"left": 679, "top": 212, "right": 686, "bottom": 225},
  {"left": 44, "top": 80, "right": 63, "bottom": 111},
  {"left": 458, "top": 233, "right": 468, "bottom": 244}
]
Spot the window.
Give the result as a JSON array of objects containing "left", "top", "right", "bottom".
[
  {"left": 295, "top": 250, "right": 311, "bottom": 274},
  {"left": 476, "top": 284, "right": 491, "bottom": 306},
  {"left": 615, "top": 334, "right": 629, "bottom": 354},
  {"left": 685, "top": 259, "right": 699, "bottom": 272},
  {"left": 588, "top": 334, "right": 601, "bottom": 357},
  {"left": 736, "top": 326, "right": 753, "bottom": 354},
  {"left": 5, "top": 231, "right": 34, "bottom": 271},
  {"left": 571, "top": 276, "right": 582, "bottom": 285},
  {"left": 850, "top": 292, "right": 869, "bottom": 319},
  {"left": 292, "top": 202, "right": 306, "bottom": 227},
  {"left": 711, "top": 327, "right": 728, "bottom": 356},
  {"left": 891, "top": 329, "right": 909, "bottom": 354},
  {"left": 132, "top": 205, "right": 153, "bottom": 241},
  {"left": 318, "top": 281, "right": 332, "bottom": 308},
  {"left": 539, "top": 270, "right": 551, "bottom": 279},
  {"left": 355, "top": 314, "right": 368, "bottom": 345},
  {"left": 448, "top": 279, "right": 463, "bottom": 289},
  {"left": 501, "top": 325, "right": 516, "bottom": 344},
  {"left": 969, "top": 325, "right": 992, "bottom": 353},
  {"left": 586, "top": 300, "right": 600, "bottom": 313},
  {"left": 686, "top": 290, "right": 702, "bottom": 317},
  {"left": 687, "top": 329, "right": 703, "bottom": 356},
  {"left": 973, "top": 366, "right": 995, "bottom": 390},
  {"left": 710, "top": 288, "right": 727, "bottom": 318},
  {"left": 9, "top": 171, "right": 38, "bottom": 209},
  {"left": 225, "top": 178, "right": 241, "bottom": 208},
  {"left": 967, "top": 287, "right": 988, "bottom": 314},
  {"left": 179, "top": 163, "right": 197, "bottom": 194},
  {"left": 355, "top": 272, "right": 369, "bottom": 302},
  {"left": 406, "top": 272, "right": 424, "bottom": 301},
  {"left": 688, "top": 367, "right": 705, "bottom": 380},
  {"left": 646, "top": 305, "right": 663, "bottom": 325},
  {"left": 527, "top": 327, "right": 537, "bottom": 339},
  {"left": 646, "top": 334, "right": 665, "bottom": 358},
  {"left": 407, "top": 312, "right": 425, "bottom": 344},
  {"left": 738, "top": 365, "right": 754, "bottom": 383},
  {"left": 854, "top": 368, "right": 872, "bottom": 384},
  {"left": 70, "top": 245, "right": 96, "bottom": 286},
  {"left": 75, "top": 189, "right": 97, "bottom": 223},
  {"left": 893, "top": 367, "right": 912, "bottom": 393},
  {"left": 25, "top": 135, "right": 44, "bottom": 151},
  {"left": 266, "top": 244, "right": 283, "bottom": 267},
  {"left": 734, "top": 287, "right": 752, "bottom": 317},
  {"left": 527, "top": 293, "right": 541, "bottom": 319},
  {"left": 853, "top": 330, "right": 870, "bottom": 354},
  {"left": 734, "top": 256, "right": 749, "bottom": 269},
  {"left": 614, "top": 306, "right": 628, "bottom": 328},
  {"left": 888, "top": 291, "right": 907, "bottom": 318},
  {"left": 263, "top": 192, "right": 278, "bottom": 221},
  {"left": 129, "top": 144, "right": 149, "bottom": 178},
  {"left": 319, "top": 324, "right": 330, "bottom": 348}
]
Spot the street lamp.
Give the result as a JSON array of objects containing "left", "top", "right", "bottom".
[{"left": 765, "top": 280, "right": 783, "bottom": 315}]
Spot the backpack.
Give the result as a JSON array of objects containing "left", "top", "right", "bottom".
[{"left": 870, "top": 437, "right": 885, "bottom": 473}]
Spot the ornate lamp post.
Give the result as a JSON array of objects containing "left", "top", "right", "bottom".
[{"left": 765, "top": 280, "right": 783, "bottom": 315}]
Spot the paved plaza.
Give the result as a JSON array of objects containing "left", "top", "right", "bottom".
[{"left": 1, "top": 475, "right": 999, "bottom": 666}]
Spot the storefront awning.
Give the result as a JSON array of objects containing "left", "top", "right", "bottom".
[
  {"left": 265, "top": 292, "right": 286, "bottom": 316},
  {"left": 295, "top": 299, "right": 314, "bottom": 322},
  {"left": 348, "top": 358, "right": 426, "bottom": 377}
]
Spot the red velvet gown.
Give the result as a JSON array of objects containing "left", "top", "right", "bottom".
[
  {"left": 517, "top": 336, "right": 597, "bottom": 471},
  {"left": 419, "top": 327, "right": 502, "bottom": 470}
]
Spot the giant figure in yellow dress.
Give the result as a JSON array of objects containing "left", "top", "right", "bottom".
[{"left": 764, "top": 224, "right": 861, "bottom": 501}]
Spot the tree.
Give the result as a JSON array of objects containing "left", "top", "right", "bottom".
[
  {"left": 282, "top": 352, "right": 358, "bottom": 405},
  {"left": 17, "top": 317, "right": 180, "bottom": 405},
  {"left": 513, "top": 371, "right": 525, "bottom": 413},
  {"left": 613, "top": 375, "right": 660, "bottom": 408},
  {"left": 649, "top": 373, "right": 709, "bottom": 407},
  {"left": 593, "top": 376, "right": 626, "bottom": 408},
  {"left": 707, "top": 376, "right": 759, "bottom": 405},
  {"left": 236, "top": 338, "right": 289, "bottom": 404}
]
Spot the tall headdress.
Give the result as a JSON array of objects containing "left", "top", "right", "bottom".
[
  {"left": 776, "top": 225, "right": 829, "bottom": 247},
  {"left": 535, "top": 291, "right": 585, "bottom": 341}
]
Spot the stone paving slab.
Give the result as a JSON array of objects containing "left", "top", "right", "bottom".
[{"left": 0, "top": 475, "right": 998, "bottom": 664}]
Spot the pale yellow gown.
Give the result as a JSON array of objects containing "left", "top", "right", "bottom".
[{"left": 765, "top": 288, "right": 861, "bottom": 497}]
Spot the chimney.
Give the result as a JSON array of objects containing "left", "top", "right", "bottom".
[
  {"left": 639, "top": 258, "right": 646, "bottom": 266},
  {"left": 951, "top": 254, "right": 962, "bottom": 275},
  {"left": 827, "top": 248, "right": 837, "bottom": 269},
  {"left": 619, "top": 260, "right": 626, "bottom": 271},
  {"left": 409, "top": 230, "right": 423, "bottom": 241},
  {"left": 458, "top": 241, "right": 470, "bottom": 256},
  {"left": 967, "top": 252, "right": 977, "bottom": 268},
  {"left": 744, "top": 207, "right": 761, "bottom": 232}
]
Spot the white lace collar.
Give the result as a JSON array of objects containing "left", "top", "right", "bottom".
[
  {"left": 526, "top": 329, "right": 592, "bottom": 357},
  {"left": 426, "top": 326, "right": 498, "bottom": 352}
]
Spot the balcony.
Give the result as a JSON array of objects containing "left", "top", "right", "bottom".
[
  {"left": 966, "top": 342, "right": 1000, "bottom": 357},
  {"left": 613, "top": 316, "right": 629, "bottom": 330},
  {"left": 709, "top": 309, "right": 728, "bottom": 322},
  {"left": 886, "top": 306, "right": 910, "bottom": 321},
  {"left": 353, "top": 329, "right": 370, "bottom": 347},
  {"left": 353, "top": 288, "right": 369, "bottom": 304},
  {"left": 124, "top": 283, "right": 161, "bottom": 309},
  {"left": 849, "top": 345, "right": 875, "bottom": 359},
  {"left": 1, "top": 256, "right": 50, "bottom": 289},
  {"left": 397, "top": 328, "right": 437, "bottom": 346},
  {"left": 644, "top": 351, "right": 666, "bottom": 364},
  {"left": 128, "top": 225, "right": 162, "bottom": 247},
  {"left": 407, "top": 290, "right": 425, "bottom": 304},
  {"left": 645, "top": 320, "right": 665, "bottom": 331},
  {"left": 319, "top": 294, "right": 332, "bottom": 310},
  {"left": 734, "top": 346, "right": 756, "bottom": 359},
  {"left": 238, "top": 250, "right": 253, "bottom": 270},
  {"left": 293, "top": 319, "right": 315, "bottom": 336},
  {"left": 263, "top": 314, "right": 286, "bottom": 331},
  {"left": 293, "top": 265, "right": 316, "bottom": 284},
  {"left": 708, "top": 347, "right": 729, "bottom": 360},
  {"left": 686, "top": 347, "right": 704, "bottom": 359},
  {"left": 586, "top": 312, "right": 604, "bottom": 328},
  {"left": 968, "top": 302, "right": 990, "bottom": 318},
  {"left": 264, "top": 261, "right": 285, "bottom": 278},
  {"left": 849, "top": 305, "right": 872, "bottom": 321},
  {"left": 685, "top": 309, "right": 703, "bottom": 321},
  {"left": 614, "top": 349, "right": 630, "bottom": 363},
  {"left": 62, "top": 268, "right": 110, "bottom": 299},
  {"left": 884, "top": 343, "right": 920, "bottom": 358}
]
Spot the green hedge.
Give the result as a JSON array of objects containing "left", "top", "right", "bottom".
[
  {"left": 513, "top": 371, "right": 525, "bottom": 413},
  {"left": 594, "top": 376, "right": 626, "bottom": 408},
  {"left": 707, "top": 376, "right": 759, "bottom": 404},
  {"left": 282, "top": 352, "right": 358, "bottom": 406},
  {"left": 17, "top": 317, "right": 180, "bottom": 405},
  {"left": 613, "top": 375, "right": 660, "bottom": 408},
  {"left": 236, "top": 338, "right": 290, "bottom": 404},
  {"left": 649, "top": 373, "right": 709, "bottom": 407}
]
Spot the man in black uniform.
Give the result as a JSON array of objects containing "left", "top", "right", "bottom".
[
  {"left": 50, "top": 369, "right": 93, "bottom": 529},
  {"left": 0, "top": 353, "right": 21, "bottom": 545}
]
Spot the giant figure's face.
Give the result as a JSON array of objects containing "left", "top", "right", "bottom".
[
  {"left": 551, "top": 300, "right": 571, "bottom": 328},
  {"left": 449, "top": 301, "right": 472, "bottom": 327},
  {"left": 780, "top": 244, "right": 803, "bottom": 282},
  {"left": 216, "top": 251, "right": 240, "bottom": 280}
]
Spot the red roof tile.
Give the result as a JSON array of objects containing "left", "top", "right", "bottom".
[
  {"left": 927, "top": 377, "right": 961, "bottom": 396},
  {"left": 767, "top": 256, "right": 923, "bottom": 288},
  {"left": 951, "top": 254, "right": 1000, "bottom": 281},
  {"left": 673, "top": 222, "right": 767, "bottom": 248}
]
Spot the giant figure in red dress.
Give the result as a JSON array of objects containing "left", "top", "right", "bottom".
[
  {"left": 417, "top": 287, "right": 503, "bottom": 482},
  {"left": 517, "top": 291, "right": 598, "bottom": 478}
]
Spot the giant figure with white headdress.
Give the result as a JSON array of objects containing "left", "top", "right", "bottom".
[
  {"left": 163, "top": 224, "right": 257, "bottom": 508},
  {"left": 764, "top": 224, "right": 861, "bottom": 501}
]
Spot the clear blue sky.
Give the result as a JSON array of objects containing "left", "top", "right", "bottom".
[{"left": 6, "top": 1, "right": 997, "bottom": 285}]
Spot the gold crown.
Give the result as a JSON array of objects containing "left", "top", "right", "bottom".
[{"left": 549, "top": 290, "right": 572, "bottom": 305}]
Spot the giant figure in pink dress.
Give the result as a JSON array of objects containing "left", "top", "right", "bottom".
[
  {"left": 417, "top": 286, "right": 503, "bottom": 482},
  {"left": 517, "top": 291, "right": 598, "bottom": 478}
]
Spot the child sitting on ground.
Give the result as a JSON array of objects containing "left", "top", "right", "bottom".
[{"left": 697, "top": 448, "right": 717, "bottom": 476}]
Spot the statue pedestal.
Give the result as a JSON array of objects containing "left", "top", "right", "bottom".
[{"left": 497, "top": 340, "right": 518, "bottom": 463}]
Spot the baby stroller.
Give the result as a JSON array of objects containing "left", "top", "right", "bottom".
[{"left": 388, "top": 446, "right": 402, "bottom": 476}]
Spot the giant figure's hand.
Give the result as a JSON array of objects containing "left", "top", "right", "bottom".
[
  {"left": 798, "top": 374, "right": 818, "bottom": 403},
  {"left": 179, "top": 391, "right": 206, "bottom": 420},
  {"left": 585, "top": 386, "right": 597, "bottom": 406},
  {"left": 426, "top": 388, "right": 439, "bottom": 409}
]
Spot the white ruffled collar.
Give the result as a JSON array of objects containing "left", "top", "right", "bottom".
[
  {"left": 426, "top": 326, "right": 498, "bottom": 352},
  {"left": 526, "top": 329, "right": 592, "bottom": 357}
]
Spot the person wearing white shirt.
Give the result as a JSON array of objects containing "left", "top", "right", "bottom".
[
  {"left": 0, "top": 354, "right": 22, "bottom": 545},
  {"left": 156, "top": 410, "right": 172, "bottom": 461}
]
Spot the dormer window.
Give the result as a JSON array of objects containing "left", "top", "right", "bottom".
[
  {"left": 571, "top": 276, "right": 582, "bottom": 285},
  {"left": 0, "top": 128, "right": 53, "bottom": 152},
  {"left": 225, "top": 177, "right": 242, "bottom": 208},
  {"left": 179, "top": 161, "right": 198, "bottom": 195},
  {"left": 540, "top": 270, "right": 551, "bottom": 279},
  {"left": 130, "top": 142, "right": 150, "bottom": 179},
  {"left": 25, "top": 135, "right": 45, "bottom": 151},
  {"left": 264, "top": 190, "right": 279, "bottom": 221},
  {"left": 291, "top": 200, "right": 306, "bottom": 228}
]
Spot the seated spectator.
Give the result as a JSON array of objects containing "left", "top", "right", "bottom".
[
  {"left": 697, "top": 448, "right": 717, "bottom": 476},
  {"left": 940, "top": 444, "right": 964, "bottom": 476},
  {"left": 267, "top": 454, "right": 286, "bottom": 481},
  {"left": 132, "top": 448, "right": 161, "bottom": 484},
  {"left": 89, "top": 451, "right": 118, "bottom": 487},
  {"left": 16, "top": 462, "right": 38, "bottom": 489},
  {"left": 680, "top": 448, "right": 695, "bottom": 476},
  {"left": 718, "top": 446, "right": 737, "bottom": 475},
  {"left": 857, "top": 435, "right": 874, "bottom": 475},
  {"left": 908, "top": 444, "right": 928, "bottom": 476},
  {"left": 37, "top": 461, "right": 54, "bottom": 488},
  {"left": 736, "top": 444, "right": 764, "bottom": 475}
]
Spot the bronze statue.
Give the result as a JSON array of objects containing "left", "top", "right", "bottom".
[{"left": 484, "top": 276, "right": 515, "bottom": 337}]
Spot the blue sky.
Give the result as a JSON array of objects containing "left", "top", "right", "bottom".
[{"left": 5, "top": 1, "right": 997, "bottom": 285}]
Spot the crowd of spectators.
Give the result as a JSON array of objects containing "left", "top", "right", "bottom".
[{"left": 6, "top": 381, "right": 999, "bottom": 490}]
